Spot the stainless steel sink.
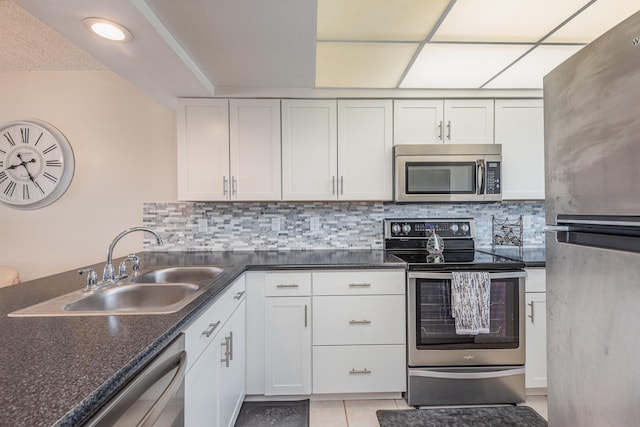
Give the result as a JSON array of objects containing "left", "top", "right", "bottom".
[
  {"left": 132, "top": 266, "right": 224, "bottom": 284},
  {"left": 63, "top": 284, "right": 200, "bottom": 313},
  {"left": 8, "top": 265, "right": 226, "bottom": 317}
]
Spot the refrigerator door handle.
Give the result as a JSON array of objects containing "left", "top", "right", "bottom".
[{"left": 546, "top": 225, "right": 570, "bottom": 232}]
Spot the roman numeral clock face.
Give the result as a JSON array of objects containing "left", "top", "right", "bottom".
[{"left": 0, "top": 120, "right": 75, "bottom": 209}]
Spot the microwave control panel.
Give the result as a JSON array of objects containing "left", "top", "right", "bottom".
[{"left": 485, "top": 162, "right": 501, "bottom": 194}]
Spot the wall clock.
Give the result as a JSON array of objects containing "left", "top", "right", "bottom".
[{"left": 0, "top": 119, "right": 75, "bottom": 209}]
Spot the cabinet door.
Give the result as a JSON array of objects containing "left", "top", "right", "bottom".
[
  {"left": 525, "top": 292, "right": 547, "bottom": 389},
  {"left": 495, "top": 99, "right": 545, "bottom": 200},
  {"left": 185, "top": 326, "right": 223, "bottom": 426},
  {"left": 282, "top": 99, "right": 338, "bottom": 200},
  {"left": 337, "top": 100, "right": 393, "bottom": 200},
  {"left": 177, "top": 98, "right": 230, "bottom": 201},
  {"left": 443, "top": 99, "right": 494, "bottom": 144},
  {"left": 264, "top": 296, "right": 312, "bottom": 395},
  {"left": 245, "top": 272, "right": 265, "bottom": 395},
  {"left": 219, "top": 302, "right": 246, "bottom": 427},
  {"left": 393, "top": 100, "right": 445, "bottom": 144},
  {"left": 229, "top": 99, "right": 282, "bottom": 201}
]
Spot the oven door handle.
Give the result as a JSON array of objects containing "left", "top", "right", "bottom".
[
  {"left": 409, "top": 367, "right": 525, "bottom": 380},
  {"left": 408, "top": 271, "right": 527, "bottom": 280}
]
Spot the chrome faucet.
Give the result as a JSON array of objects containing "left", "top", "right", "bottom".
[{"left": 103, "top": 227, "right": 163, "bottom": 282}]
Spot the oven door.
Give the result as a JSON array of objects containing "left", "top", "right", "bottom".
[{"left": 407, "top": 271, "right": 525, "bottom": 367}]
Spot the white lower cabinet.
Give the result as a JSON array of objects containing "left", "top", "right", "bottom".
[
  {"left": 245, "top": 269, "right": 406, "bottom": 398},
  {"left": 262, "top": 271, "right": 312, "bottom": 395},
  {"left": 264, "top": 296, "right": 312, "bottom": 395},
  {"left": 184, "top": 275, "right": 246, "bottom": 427},
  {"left": 312, "top": 270, "right": 406, "bottom": 395},
  {"left": 525, "top": 268, "right": 547, "bottom": 391}
]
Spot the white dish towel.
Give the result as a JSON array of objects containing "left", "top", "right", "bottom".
[{"left": 451, "top": 271, "right": 491, "bottom": 335}]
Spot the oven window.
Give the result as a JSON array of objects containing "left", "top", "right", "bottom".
[
  {"left": 415, "top": 278, "right": 519, "bottom": 349},
  {"left": 406, "top": 162, "right": 476, "bottom": 194}
]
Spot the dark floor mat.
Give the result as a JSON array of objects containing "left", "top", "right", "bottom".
[
  {"left": 234, "top": 400, "right": 309, "bottom": 427},
  {"left": 377, "top": 405, "right": 547, "bottom": 427}
]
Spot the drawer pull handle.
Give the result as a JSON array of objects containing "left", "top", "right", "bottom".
[
  {"left": 202, "top": 321, "right": 221, "bottom": 338},
  {"left": 349, "top": 319, "right": 371, "bottom": 325},
  {"left": 233, "top": 291, "right": 246, "bottom": 300},
  {"left": 348, "top": 283, "right": 371, "bottom": 288},
  {"left": 276, "top": 284, "right": 299, "bottom": 288},
  {"left": 349, "top": 368, "right": 372, "bottom": 374}
]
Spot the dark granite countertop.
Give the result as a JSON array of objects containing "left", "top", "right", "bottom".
[
  {"left": 477, "top": 247, "right": 546, "bottom": 268},
  {"left": 0, "top": 250, "right": 404, "bottom": 427}
]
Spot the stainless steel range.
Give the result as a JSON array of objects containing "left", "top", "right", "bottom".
[{"left": 384, "top": 218, "right": 526, "bottom": 407}]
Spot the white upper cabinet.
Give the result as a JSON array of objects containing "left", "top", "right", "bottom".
[
  {"left": 495, "top": 99, "right": 545, "bottom": 200},
  {"left": 177, "top": 98, "right": 281, "bottom": 201},
  {"left": 282, "top": 99, "right": 337, "bottom": 200},
  {"left": 394, "top": 100, "right": 445, "bottom": 144},
  {"left": 229, "top": 99, "right": 282, "bottom": 201},
  {"left": 178, "top": 98, "right": 230, "bottom": 201},
  {"left": 338, "top": 100, "right": 393, "bottom": 200},
  {"left": 394, "top": 99, "right": 494, "bottom": 145},
  {"left": 443, "top": 99, "right": 494, "bottom": 144},
  {"left": 282, "top": 99, "right": 393, "bottom": 201}
]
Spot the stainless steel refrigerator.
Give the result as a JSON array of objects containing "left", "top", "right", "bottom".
[{"left": 544, "top": 10, "right": 640, "bottom": 427}]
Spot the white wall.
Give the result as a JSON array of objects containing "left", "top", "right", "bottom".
[{"left": 0, "top": 71, "right": 177, "bottom": 281}]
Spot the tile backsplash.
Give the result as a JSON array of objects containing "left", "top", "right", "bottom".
[{"left": 143, "top": 201, "right": 545, "bottom": 251}]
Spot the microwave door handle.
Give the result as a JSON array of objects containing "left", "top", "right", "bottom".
[{"left": 476, "top": 159, "right": 485, "bottom": 195}]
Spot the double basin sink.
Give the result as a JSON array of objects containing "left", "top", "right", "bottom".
[{"left": 9, "top": 266, "right": 226, "bottom": 317}]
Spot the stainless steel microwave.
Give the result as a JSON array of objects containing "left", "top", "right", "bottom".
[{"left": 394, "top": 144, "right": 502, "bottom": 203}]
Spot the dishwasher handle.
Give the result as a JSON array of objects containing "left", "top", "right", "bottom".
[
  {"left": 138, "top": 350, "right": 187, "bottom": 427},
  {"left": 85, "top": 336, "right": 186, "bottom": 427}
]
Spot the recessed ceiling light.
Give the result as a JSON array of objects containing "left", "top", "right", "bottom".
[{"left": 82, "top": 18, "right": 133, "bottom": 42}]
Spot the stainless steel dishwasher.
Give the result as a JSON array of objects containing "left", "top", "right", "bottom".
[{"left": 86, "top": 334, "right": 186, "bottom": 427}]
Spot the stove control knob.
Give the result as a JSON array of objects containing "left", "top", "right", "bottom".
[
  {"left": 461, "top": 224, "right": 470, "bottom": 233},
  {"left": 391, "top": 224, "right": 401, "bottom": 234},
  {"left": 402, "top": 224, "right": 412, "bottom": 234},
  {"left": 450, "top": 224, "right": 459, "bottom": 233}
]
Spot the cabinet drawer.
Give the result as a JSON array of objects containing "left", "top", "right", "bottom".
[
  {"left": 313, "top": 345, "right": 406, "bottom": 394},
  {"left": 312, "top": 270, "right": 405, "bottom": 295},
  {"left": 185, "top": 274, "right": 246, "bottom": 370},
  {"left": 264, "top": 271, "right": 311, "bottom": 296},
  {"left": 313, "top": 295, "right": 405, "bottom": 345},
  {"left": 525, "top": 268, "right": 546, "bottom": 292}
]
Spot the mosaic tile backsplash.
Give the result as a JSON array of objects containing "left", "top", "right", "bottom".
[{"left": 143, "top": 201, "right": 545, "bottom": 251}]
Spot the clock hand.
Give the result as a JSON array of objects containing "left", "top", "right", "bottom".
[{"left": 15, "top": 153, "right": 37, "bottom": 182}]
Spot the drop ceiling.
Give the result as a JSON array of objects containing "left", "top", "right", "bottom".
[{"left": 5, "top": 0, "right": 640, "bottom": 107}]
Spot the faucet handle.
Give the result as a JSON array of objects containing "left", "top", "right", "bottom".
[
  {"left": 78, "top": 269, "right": 98, "bottom": 291},
  {"left": 118, "top": 254, "right": 141, "bottom": 278}
]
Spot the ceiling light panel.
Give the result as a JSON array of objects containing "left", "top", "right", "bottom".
[
  {"left": 317, "top": 0, "right": 450, "bottom": 41},
  {"left": 484, "top": 44, "right": 584, "bottom": 89},
  {"left": 432, "top": 0, "right": 590, "bottom": 42},
  {"left": 546, "top": 0, "right": 640, "bottom": 43},
  {"left": 316, "top": 42, "right": 419, "bottom": 88},
  {"left": 400, "top": 43, "right": 533, "bottom": 89}
]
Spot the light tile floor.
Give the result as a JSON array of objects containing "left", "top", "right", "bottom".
[{"left": 310, "top": 396, "right": 548, "bottom": 427}]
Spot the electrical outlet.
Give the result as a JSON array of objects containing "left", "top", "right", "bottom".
[
  {"left": 271, "top": 217, "right": 280, "bottom": 232},
  {"left": 310, "top": 217, "right": 320, "bottom": 231},
  {"left": 198, "top": 218, "right": 208, "bottom": 233}
]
